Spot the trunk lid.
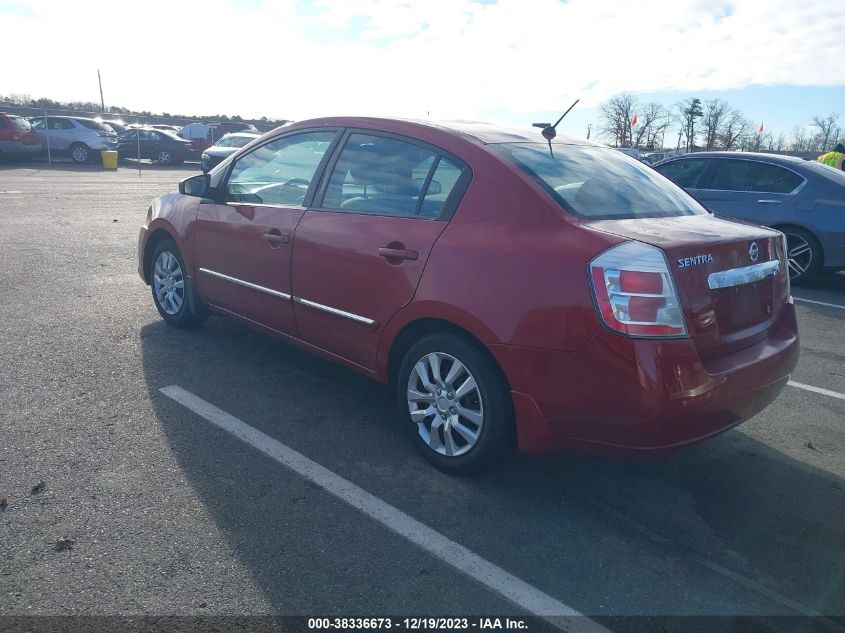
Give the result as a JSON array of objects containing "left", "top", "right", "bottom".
[{"left": 586, "top": 214, "right": 789, "bottom": 359}]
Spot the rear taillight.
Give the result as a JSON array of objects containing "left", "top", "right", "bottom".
[{"left": 589, "top": 241, "right": 687, "bottom": 338}]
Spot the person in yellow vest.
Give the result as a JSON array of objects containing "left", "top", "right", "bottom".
[{"left": 818, "top": 143, "right": 845, "bottom": 170}]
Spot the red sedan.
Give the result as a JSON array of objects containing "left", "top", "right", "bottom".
[{"left": 138, "top": 117, "right": 799, "bottom": 474}]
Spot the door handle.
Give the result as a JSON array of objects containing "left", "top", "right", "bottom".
[
  {"left": 757, "top": 199, "right": 782, "bottom": 205},
  {"left": 263, "top": 229, "right": 290, "bottom": 248},
  {"left": 378, "top": 247, "right": 418, "bottom": 261}
]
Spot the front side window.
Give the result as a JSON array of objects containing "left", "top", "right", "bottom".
[
  {"left": 704, "top": 159, "right": 803, "bottom": 193},
  {"left": 226, "top": 131, "right": 335, "bottom": 206},
  {"left": 655, "top": 158, "right": 709, "bottom": 188},
  {"left": 497, "top": 144, "right": 706, "bottom": 220},
  {"left": 321, "top": 133, "right": 460, "bottom": 218}
]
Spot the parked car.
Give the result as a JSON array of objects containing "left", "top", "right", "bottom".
[
  {"left": 101, "top": 120, "right": 128, "bottom": 134},
  {"left": 138, "top": 117, "right": 798, "bottom": 474},
  {"left": 654, "top": 152, "right": 845, "bottom": 283},
  {"left": 117, "top": 127, "right": 198, "bottom": 165},
  {"left": 149, "top": 124, "right": 182, "bottom": 133},
  {"left": 0, "top": 112, "right": 41, "bottom": 159},
  {"left": 178, "top": 122, "right": 261, "bottom": 151},
  {"left": 29, "top": 116, "right": 117, "bottom": 163},
  {"left": 200, "top": 132, "right": 260, "bottom": 173}
]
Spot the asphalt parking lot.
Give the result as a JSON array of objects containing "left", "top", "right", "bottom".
[{"left": 1, "top": 164, "right": 844, "bottom": 632}]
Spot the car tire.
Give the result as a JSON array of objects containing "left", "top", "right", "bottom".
[
  {"left": 397, "top": 332, "right": 514, "bottom": 475},
  {"left": 69, "top": 142, "right": 91, "bottom": 164},
  {"left": 149, "top": 238, "right": 207, "bottom": 328},
  {"left": 157, "top": 150, "right": 174, "bottom": 166},
  {"left": 780, "top": 226, "right": 821, "bottom": 285}
]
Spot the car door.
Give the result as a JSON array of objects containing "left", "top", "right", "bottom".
[
  {"left": 193, "top": 129, "right": 339, "bottom": 335},
  {"left": 118, "top": 129, "right": 139, "bottom": 157},
  {"left": 291, "top": 130, "right": 470, "bottom": 370},
  {"left": 693, "top": 158, "right": 804, "bottom": 225},
  {"left": 49, "top": 117, "right": 75, "bottom": 150}
]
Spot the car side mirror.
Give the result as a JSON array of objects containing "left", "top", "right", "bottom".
[{"left": 180, "top": 174, "right": 210, "bottom": 198}]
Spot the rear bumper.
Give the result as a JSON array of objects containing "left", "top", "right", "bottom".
[{"left": 492, "top": 302, "right": 800, "bottom": 456}]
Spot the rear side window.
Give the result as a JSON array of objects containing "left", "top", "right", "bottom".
[
  {"left": 497, "top": 143, "right": 706, "bottom": 220},
  {"left": 226, "top": 130, "right": 335, "bottom": 206},
  {"left": 703, "top": 159, "right": 803, "bottom": 193},
  {"left": 321, "top": 133, "right": 463, "bottom": 218},
  {"left": 655, "top": 158, "right": 709, "bottom": 188},
  {"left": 419, "top": 158, "right": 463, "bottom": 218}
]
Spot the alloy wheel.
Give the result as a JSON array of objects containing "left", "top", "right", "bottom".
[
  {"left": 406, "top": 352, "right": 484, "bottom": 457},
  {"left": 784, "top": 232, "right": 813, "bottom": 279},
  {"left": 71, "top": 145, "right": 89, "bottom": 162},
  {"left": 158, "top": 151, "right": 172, "bottom": 165},
  {"left": 153, "top": 251, "right": 185, "bottom": 315}
]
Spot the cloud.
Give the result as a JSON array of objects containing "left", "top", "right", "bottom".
[{"left": 0, "top": 0, "right": 842, "bottom": 122}]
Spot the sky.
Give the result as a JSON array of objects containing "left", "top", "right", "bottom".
[{"left": 1, "top": 0, "right": 844, "bottom": 141}]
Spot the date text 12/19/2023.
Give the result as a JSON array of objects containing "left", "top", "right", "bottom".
[{"left": 307, "top": 618, "right": 529, "bottom": 630}]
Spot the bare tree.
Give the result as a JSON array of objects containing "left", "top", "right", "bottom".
[
  {"left": 702, "top": 99, "right": 729, "bottom": 150},
  {"left": 810, "top": 113, "right": 841, "bottom": 152},
  {"left": 598, "top": 93, "right": 637, "bottom": 147},
  {"left": 719, "top": 109, "right": 750, "bottom": 150},
  {"left": 630, "top": 102, "right": 667, "bottom": 149},
  {"left": 790, "top": 126, "right": 810, "bottom": 153},
  {"left": 676, "top": 97, "right": 703, "bottom": 151}
]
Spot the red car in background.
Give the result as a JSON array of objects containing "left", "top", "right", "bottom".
[
  {"left": 137, "top": 117, "right": 799, "bottom": 474},
  {"left": 0, "top": 112, "right": 41, "bottom": 159}
]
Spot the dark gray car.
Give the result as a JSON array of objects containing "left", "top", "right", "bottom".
[{"left": 654, "top": 152, "right": 845, "bottom": 283}]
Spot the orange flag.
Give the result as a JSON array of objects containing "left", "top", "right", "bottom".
[
  {"left": 631, "top": 113, "right": 638, "bottom": 127},
  {"left": 758, "top": 121, "right": 764, "bottom": 133}
]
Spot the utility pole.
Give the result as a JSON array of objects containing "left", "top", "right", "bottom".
[
  {"left": 586, "top": 123, "right": 592, "bottom": 140},
  {"left": 97, "top": 69, "right": 105, "bottom": 113}
]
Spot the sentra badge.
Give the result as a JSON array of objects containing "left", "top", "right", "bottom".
[{"left": 677, "top": 254, "right": 714, "bottom": 268}]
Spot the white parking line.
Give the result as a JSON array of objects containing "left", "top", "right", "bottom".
[
  {"left": 788, "top": 380, "right": 845, "bottom": 402},
  {"left": 159, "top": 385, "right": 609, "bottom": 633},
  {"left": 793, "top": 297, "right": 845, "bottom": 311}
]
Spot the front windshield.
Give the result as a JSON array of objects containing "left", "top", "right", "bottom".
[
  {"left": 215, "top": 135, "right": 254, "bottom": 149},
  {"left": 496, "top": 143, "right": 707, "bottom": 220}
]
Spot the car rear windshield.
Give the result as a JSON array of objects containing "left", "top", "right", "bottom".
[
  {"left": 9, "top": 116, "right": 32, "bottom": 131},
  {"left": 215, "top": 135, "right": 254, "bottom": 148},
  {"left": 495, "top": 143, "right": 707, "bottom": 220},
  {"left": 76, "top": 119, "right": 113, "bottom": 132}
]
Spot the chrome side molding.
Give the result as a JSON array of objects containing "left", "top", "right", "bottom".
[
  {"left": 707, "top": 260, "right": 780, "bottom": 290},
  {"left": 199, "top": 267, "right": 375, "bottom": 326},
  {"left": 293, "top": 296, "right": 376, "bottom": 326},
  {"left": 200, "top": 268, "right": 292, "bottom": 300}
]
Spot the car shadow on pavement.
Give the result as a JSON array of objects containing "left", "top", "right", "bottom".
[{"left": 140, "top": 316, "right": 845, "bottom": 627}]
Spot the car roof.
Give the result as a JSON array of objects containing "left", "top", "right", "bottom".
[
  {"left": 285, "top": 116, "right": 601, "bottom": 147},
  {"left": 657, "top": 151, "right": 809, "bottom": 166},
  {"left": 222, "top": 131, "right": 260, "bottom": 138}
]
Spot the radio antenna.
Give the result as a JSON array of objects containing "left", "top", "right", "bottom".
[{"left": 538, "top": 99, "right": 579, "bottom": 157}]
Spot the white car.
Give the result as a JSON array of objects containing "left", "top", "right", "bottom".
[{"left": 29, "top": 116, "right": 118, "bottom": 163}]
